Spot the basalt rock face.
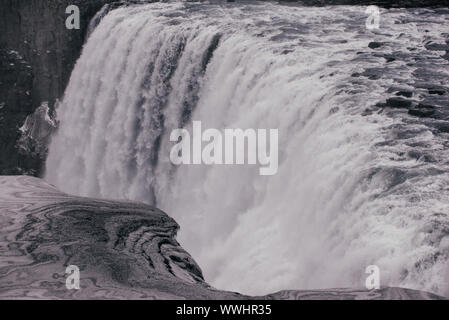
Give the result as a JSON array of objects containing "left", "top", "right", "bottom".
[
  {"left": 0, "top": 49, "right": 41, "bottom": 175},
  {"left": 0, "top": 0, "right": 118, "bottom": 175},
  {"left": 0, "top": 176, "right": 446, "bottom": 300},
  {"left": 0, "top": 0, "right": 120, "bottom": 109}
]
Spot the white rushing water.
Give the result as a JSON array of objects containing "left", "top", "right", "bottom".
[{"left": 46, "top": 2, "right": 449, "bottom": 296}]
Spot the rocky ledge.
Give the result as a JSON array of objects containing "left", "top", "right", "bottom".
[{"left": 0, "top": 176, "right": 445, "bottom": 300}]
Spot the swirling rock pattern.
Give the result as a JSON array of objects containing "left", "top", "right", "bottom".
[
  {"left": 0, "top": 176, "right": 243, "bottom": 299},
  {"left": 0, "top": 176, "right": 445, "bottom": 300}
]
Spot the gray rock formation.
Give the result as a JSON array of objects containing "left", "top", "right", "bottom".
[
  {"left": 0, "top": 176, "right": 243, "bottom": 299},
  {"left": 17, "top": 101, "right": 57, "bottom": 161},
  {"left": 0, "top": 176, "right": 445, "bottom": 300}
]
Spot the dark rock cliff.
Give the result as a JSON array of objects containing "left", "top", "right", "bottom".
[
  {"left": 0, "top": 0, "right": 120, "bottom": 110},
  {"left": 0, "top": 0, "right": 117, "bottom": 175},
  {"left": 0, "top": 49, "right": 35, "bottom": 175}
]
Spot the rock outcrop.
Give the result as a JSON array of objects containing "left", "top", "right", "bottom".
[
  {"left": 0, "top": 176, "right": 243, "bottom": 299},
  {"left": 17, "top": 102, "right": 58, "bottom": 163},
  {"left": 0, "top": 176, "right": 445, "bottom": 300}
]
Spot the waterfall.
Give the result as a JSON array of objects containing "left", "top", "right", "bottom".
[{"left": 46, "top": 2, "right": 449, "bottom": 296}]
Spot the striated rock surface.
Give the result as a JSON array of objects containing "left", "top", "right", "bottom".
[
  {"left": 0, "top": 176, "right": 445, "bottom": 300},
  {"left": 0, "top": 176, "right": 244, "bottom": 299}
]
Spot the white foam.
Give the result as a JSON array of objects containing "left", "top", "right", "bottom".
[{"left": 46, "top": 2, "right": 449, "bottom": 296}]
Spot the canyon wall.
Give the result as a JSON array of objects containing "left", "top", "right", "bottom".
[{"left": 0, "top": 0, "right": 118, "bottom": 175}]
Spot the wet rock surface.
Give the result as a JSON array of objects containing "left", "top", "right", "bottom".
[
  {"left": 17, "top": 102, "right": 57, "bottom": 163},
  {"left": 350, "top": 9, "right": 449, "bottom": 135}
]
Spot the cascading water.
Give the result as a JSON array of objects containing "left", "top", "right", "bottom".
[{"left": 45, "top": 2, "right": 449, "bottom": 296}]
